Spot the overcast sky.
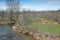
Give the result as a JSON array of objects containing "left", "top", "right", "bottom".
[{"left": 0, "top": 0, "right": 60, "bottom": 11}]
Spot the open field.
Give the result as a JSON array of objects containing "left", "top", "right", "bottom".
[
  {"left": 12, "top": 18, "right": 60, "bottom": 40},
  {"left": 30, "top": 24, "right": 60, "bottom": 34},
  {"left": 27, "top": 18, "right": 60, "bottom": 34}
]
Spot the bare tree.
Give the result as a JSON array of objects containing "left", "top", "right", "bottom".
[{"left": 6, "top": 0, "right": 20, "bottom": 23}]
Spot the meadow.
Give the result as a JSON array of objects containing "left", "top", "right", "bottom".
[{"left": 28, "top": 18, "right": 60, "bottom": 34}]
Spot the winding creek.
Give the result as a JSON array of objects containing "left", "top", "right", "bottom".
[{"left": 0, "top": 24, "right": 33, "bottom": 40}]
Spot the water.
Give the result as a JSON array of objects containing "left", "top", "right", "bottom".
[
  {"left": 0, "top": 24, "right": 24, "bottom": 40},
  {"left": 0, "top": 24, "right": 33, "bottom": 40}
]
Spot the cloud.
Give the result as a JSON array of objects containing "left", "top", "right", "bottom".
[
  {"left": 21, "top": 5, "right": 60, "bottom": 11},
  {"left": 0, "top": 3, "right": 6, "bottom": 11},
  {"left": 0, "top": 0, "right": 60, "bottom": 11},
  {"left": 47, "top": 0, "right": 60, "bottom": 5}
]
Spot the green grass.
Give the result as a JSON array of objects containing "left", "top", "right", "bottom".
[
  {"left": 29, "top": 18, "right": 53, "bottom": 21},
  {"left": 29, "top": 24, "right": 60, "bottom": 34},
  {"left": 28, "top": 18, "right": 60, "bottom": 34}
]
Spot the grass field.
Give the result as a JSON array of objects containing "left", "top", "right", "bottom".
[
  {"left": 28, "top": 18, "right": 60, "bottom": 34},
  {"left": 29, "top": 24, "right": 60, "bottom": 34}
]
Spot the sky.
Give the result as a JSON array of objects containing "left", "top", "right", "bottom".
[{"left": 0, "top": 0, "right": 60, "bottom": 11}]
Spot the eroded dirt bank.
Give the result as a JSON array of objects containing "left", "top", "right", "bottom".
[{"left": 11, "top": 24, "right": 60, "bottom": 40}]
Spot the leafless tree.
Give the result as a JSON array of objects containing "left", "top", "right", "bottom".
[{"left": 6, "top": 0, "right": 20, "bottom": 23}]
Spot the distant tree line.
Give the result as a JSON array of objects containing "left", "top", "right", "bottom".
[{"left": 0, "top": 9, "right": 60, "bottom": 24}]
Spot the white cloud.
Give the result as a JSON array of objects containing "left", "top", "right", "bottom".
[
  {"left": 21, "top": 5, "right": 39, "bottom": 11},
  {"left": 0, "top": 5, "right": 6, "bottom": 11},
  {"left": 21, "top": 5, "right": 59, "bottom": 11}
]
